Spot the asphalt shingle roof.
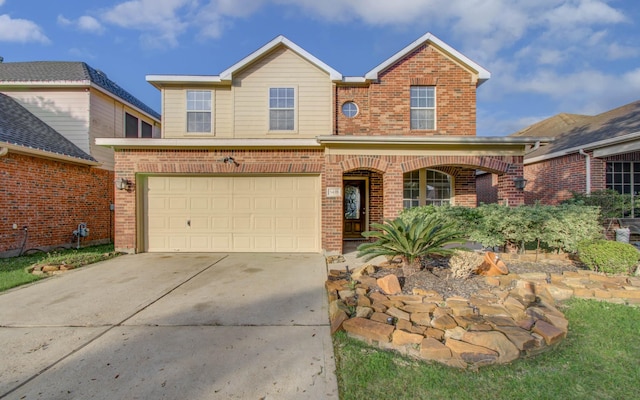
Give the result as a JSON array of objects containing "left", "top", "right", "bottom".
[
  {"left": 512, "top": 100, "right": 640, "bottom": 160},
  {"left": 0, "top": 61, "right": 160, "bottom": 120},
  {"left": 0, "top": 93, "right": 95, "bottom": 162}
]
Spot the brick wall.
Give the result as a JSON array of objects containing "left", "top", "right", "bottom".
[
  {"left": 113, "top": 148, "right": 326, "bottom": 253},
  {"left": 0, "top": 152, "right": 114, "bottom": 256},
  {"left": 336, "top": 44, "right": 477, "bottom": 136},
  {"left": 521, "top": 151, "right": 640, "bottom": 205},
  {"left": 476, "top": 173, "right": 498, "bottom": 205}
]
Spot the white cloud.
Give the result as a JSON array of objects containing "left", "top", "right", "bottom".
[
  {"left": 57, "top": 15, "right": 72, "bottom": 26},
  {"left": 101, "top": 0, "right": 196, "bottom": 48},
  {"left": 58, "top": 14, "right": 104, "bottom": 34},
  {"left": 78, "top": 16, "right": 105, "bottom": 34},
  {"left": 0, "top": 0, "right": 5, "bottom": 7},
  {"left": 0, "top": 14, "right": 49, "bottom": 43}
]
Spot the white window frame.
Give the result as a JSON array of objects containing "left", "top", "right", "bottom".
[
  {"left": 410, "top": 86, "right": 436, "bottom": 130},
  {"left": 268, "top": 87, "right": 296, "bottom": 132},
  {"left": 403, "top": 169, "right": 452, "bottom": 208},
  {"left": 186, "top": 90, "right": 212, "bottom": 133}
]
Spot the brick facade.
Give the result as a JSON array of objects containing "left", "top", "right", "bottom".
[
  {"left": 0, "top": 152, "right": 114, "bottom": 256},
  {"left": 336, "top": 44, "right": 477, "bottom": 136}
]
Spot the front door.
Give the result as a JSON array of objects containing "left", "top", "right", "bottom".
[{"left": 343, "top": 180, "right": 366, "bottom": 238}]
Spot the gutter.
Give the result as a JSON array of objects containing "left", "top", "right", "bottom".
[
  {"left": 579, "top": 149, "right": 591, "bottom": 194},
  {"left": 96, "top": 137, "right": 322, "bottom": 149},
  {"left": 0, "top": 143, "right": 100, "bottom": 166},
  {"left": 316, "top": 135, "right": 551, "bottom": 146}
]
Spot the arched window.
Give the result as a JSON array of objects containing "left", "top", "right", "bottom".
[{"left": 403, "top": 169, "right": 452, "bottom": 208}]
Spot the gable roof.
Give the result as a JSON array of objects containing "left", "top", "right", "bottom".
[
  {"left": 0, "top": 93, "right": 96, "bottom": 163},
  {"left": 364, "top": 32, "right": 491, "bottom": 85},
  {"left": 220, "top": 35, "right": 342, "bottom": 81},
  {"left": 512, "top": 100, "right": 640, "bottom": 161},
  {"left": 147, "top": 33, "right": 489, "bottom": 87},
  {"left": 0, "top": 61, "right": 160, "bottom": 120}
]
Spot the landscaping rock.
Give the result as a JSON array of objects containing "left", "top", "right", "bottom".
[
  {"left": 420, "top": 337, "right": 452, "bottom": 361},
  {"left": 493, "top": 326, "right": 537, "bottom": 351},
  {"left": 445, "top": 339, "right": 499, "bottom": 365},
  {"left": 343, "top": 317, "right": 395, "bottom": 343},
  {"left": 386, "top": 307, "right": 410, "bottom": 321},
  {"left": 462, "top": 331, "right": 520, "bottom": 364},
  {"left": 431, "top": 314, "right": 457, "bottom": 330},
  {"left": 377, "top": 275, "right": 402, "bottom": 295},
  {"left": 532, "top": 320, "right": 565, "bottom": 345},
  {"left": 355, "top": 306, "right": 373, "bottom": 319},
  {"left": 392, "top": 330, "right": 424, "bottom": 346},
  {"left": 330, "top": 310, "right": 349, "bottom": 334}
]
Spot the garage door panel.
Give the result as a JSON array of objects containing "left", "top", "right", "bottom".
[{"left": 146, "top": 175, "right": 320, "bottom": 252}]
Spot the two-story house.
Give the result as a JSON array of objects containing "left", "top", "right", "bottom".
[
  {"left": 0, "top": 61, "right": 161, "bottom": 256},
  {"left": 98, "top": 33, "right": 541, "bottom": 254}
]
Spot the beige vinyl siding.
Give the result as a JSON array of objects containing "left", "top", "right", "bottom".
[
  {"left": 89, "top": 90, "right": 118, "bottom": 170},
  {"left": 233, "top": 47, "right": 332, "bottom": 138},
  {"left": 88, "top": 90, "right": 160, "bottom": 170},
  {"left": 215, "top": 87, "right": 233, "bottom": 138},
  {"left": 4, "top": 89, "right": 90, "bottom": 153},
  {"left": 162, "top": 87, "right": 187, "bottom": 138}
]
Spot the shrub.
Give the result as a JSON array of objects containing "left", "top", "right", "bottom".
[
  {"left": 448, "top": 250, "right": 484, "bottom": 279},
  {"left": 357, "top": 215, "right": 465, "bottom": 277},
  {"left": 563, "top": 189, "right": 639, "bottom": 220},
  {"left": 577, "top": 240, "right": 640, "bottom": 274}
]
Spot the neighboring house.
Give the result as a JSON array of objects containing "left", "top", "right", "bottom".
[
  {"left": 477, "top": 100, "right": 640, "bottom": 206},
  {"left": 0, "top": 61, "right": 162, "bottom": 256},
  {"left": 0, "top": 93, "right": 104, "bottom": 256},
  {"left": 98, "top": 33, "right": 542, "bottom": 254}
]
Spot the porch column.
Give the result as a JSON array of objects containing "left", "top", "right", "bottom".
[
  {"left": 497, "top": 158, "right": 525, "bottom": 206},
  {"left": 383, "top": 166, "right": 403, "bottom": 219},
  {"left": 322, "top": 156, "right": 343, "bottom": 252}
]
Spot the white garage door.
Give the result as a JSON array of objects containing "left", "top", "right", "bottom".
[{"left": 145, "top": 175, "right": 321, "bottom": 252}]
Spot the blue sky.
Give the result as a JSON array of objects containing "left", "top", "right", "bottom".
[{"left": 1, "top": 0, "right": 639, "bottom": 136}]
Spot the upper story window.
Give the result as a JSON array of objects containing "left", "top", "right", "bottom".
[
  {"left": 125, "top": 113, "right": 153, "bottom": 138},
  {"left": 410, "top": 86, "right": 435, "bottom": 130},
  {"left": 342, "top": 101, "right": 358, "bottom": 118},
  {"left": 403, "top": 169, "right": 452, "bottom": 209},
  {"left": 186, "top": 90, "right": 212, "bottom": 133},
  {"left": 269, "top": 87, "right": 295, "bottom": 130}
]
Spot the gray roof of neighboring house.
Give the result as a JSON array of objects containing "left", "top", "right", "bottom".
[
  {"left": 0, "top": 93, "right": 96, "bottom": 162},
  {"left": 0, "top": 61, "right": 160, "bottom": 120},
  {"left": 512, "top": 100, "right": 640, "bottom": 160}
]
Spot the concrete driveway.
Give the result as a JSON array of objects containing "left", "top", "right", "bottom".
[{"left": 0, "top": 253, "right": 338, "bottom": 399}]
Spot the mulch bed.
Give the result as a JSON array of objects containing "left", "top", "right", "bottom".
[{"left": 370, "top": 256, "right": 582, "bottom": 299}]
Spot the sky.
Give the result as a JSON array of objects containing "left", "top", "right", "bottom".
[{"left": 1, "top": 0, "right": 639, "bottom": 136}]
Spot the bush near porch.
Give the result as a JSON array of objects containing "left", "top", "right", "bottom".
[{"left": 400, "top": 204, "right": 603, "bottom": 254}]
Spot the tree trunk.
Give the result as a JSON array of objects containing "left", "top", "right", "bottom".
[{"left": 402, "top": 257, "right": 422, "bottom": 277}]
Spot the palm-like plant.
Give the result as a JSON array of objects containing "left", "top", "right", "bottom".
[{"left": 356, "top": 215, "right": 465, "bottom": 277}]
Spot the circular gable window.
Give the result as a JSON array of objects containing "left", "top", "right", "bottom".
[{"left": 341, "top": 101, "right": 359, "bottom": 118}]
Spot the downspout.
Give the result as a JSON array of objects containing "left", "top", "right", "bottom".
[{"left": 579, "top": 149, "right": 591, "bottom": 194}]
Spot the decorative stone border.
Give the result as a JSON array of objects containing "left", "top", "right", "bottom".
[{"left": 326, "top": 265, "right": 640, "bottom": 369}]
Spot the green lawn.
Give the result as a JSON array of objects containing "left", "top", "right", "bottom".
[
  {"left": 334, "top": 299, "right": 640, "bottom": 400},
  {"left": 0, "top": 244, "right": 119, "bottom": 292}
]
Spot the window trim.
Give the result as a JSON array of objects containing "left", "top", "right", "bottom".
[
  {"left": 341, "top": 101, "right": 359, "bottom": 118},
  {"left": 410, "top": 86, "right": 436, "bottom": 130},
  {"left": 186, "top": 90, "right": 213, "bottom": 134},
  {"left": 268, "top": 86, "right": 297, "bottom": 133}
]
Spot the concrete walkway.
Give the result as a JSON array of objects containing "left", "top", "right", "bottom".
[{"left": 0, "top": 253, "right": 338, "bottom": 399}]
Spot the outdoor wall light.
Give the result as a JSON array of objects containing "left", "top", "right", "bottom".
[
  {"left": 513, "top": 176, "right": 528, "bottom": 190},
  {"left": 115, "top": 177, "right": 132, "bottom": 191},
  {"left": 222, "top": 156, "right": 239, "bottom": 166}
]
